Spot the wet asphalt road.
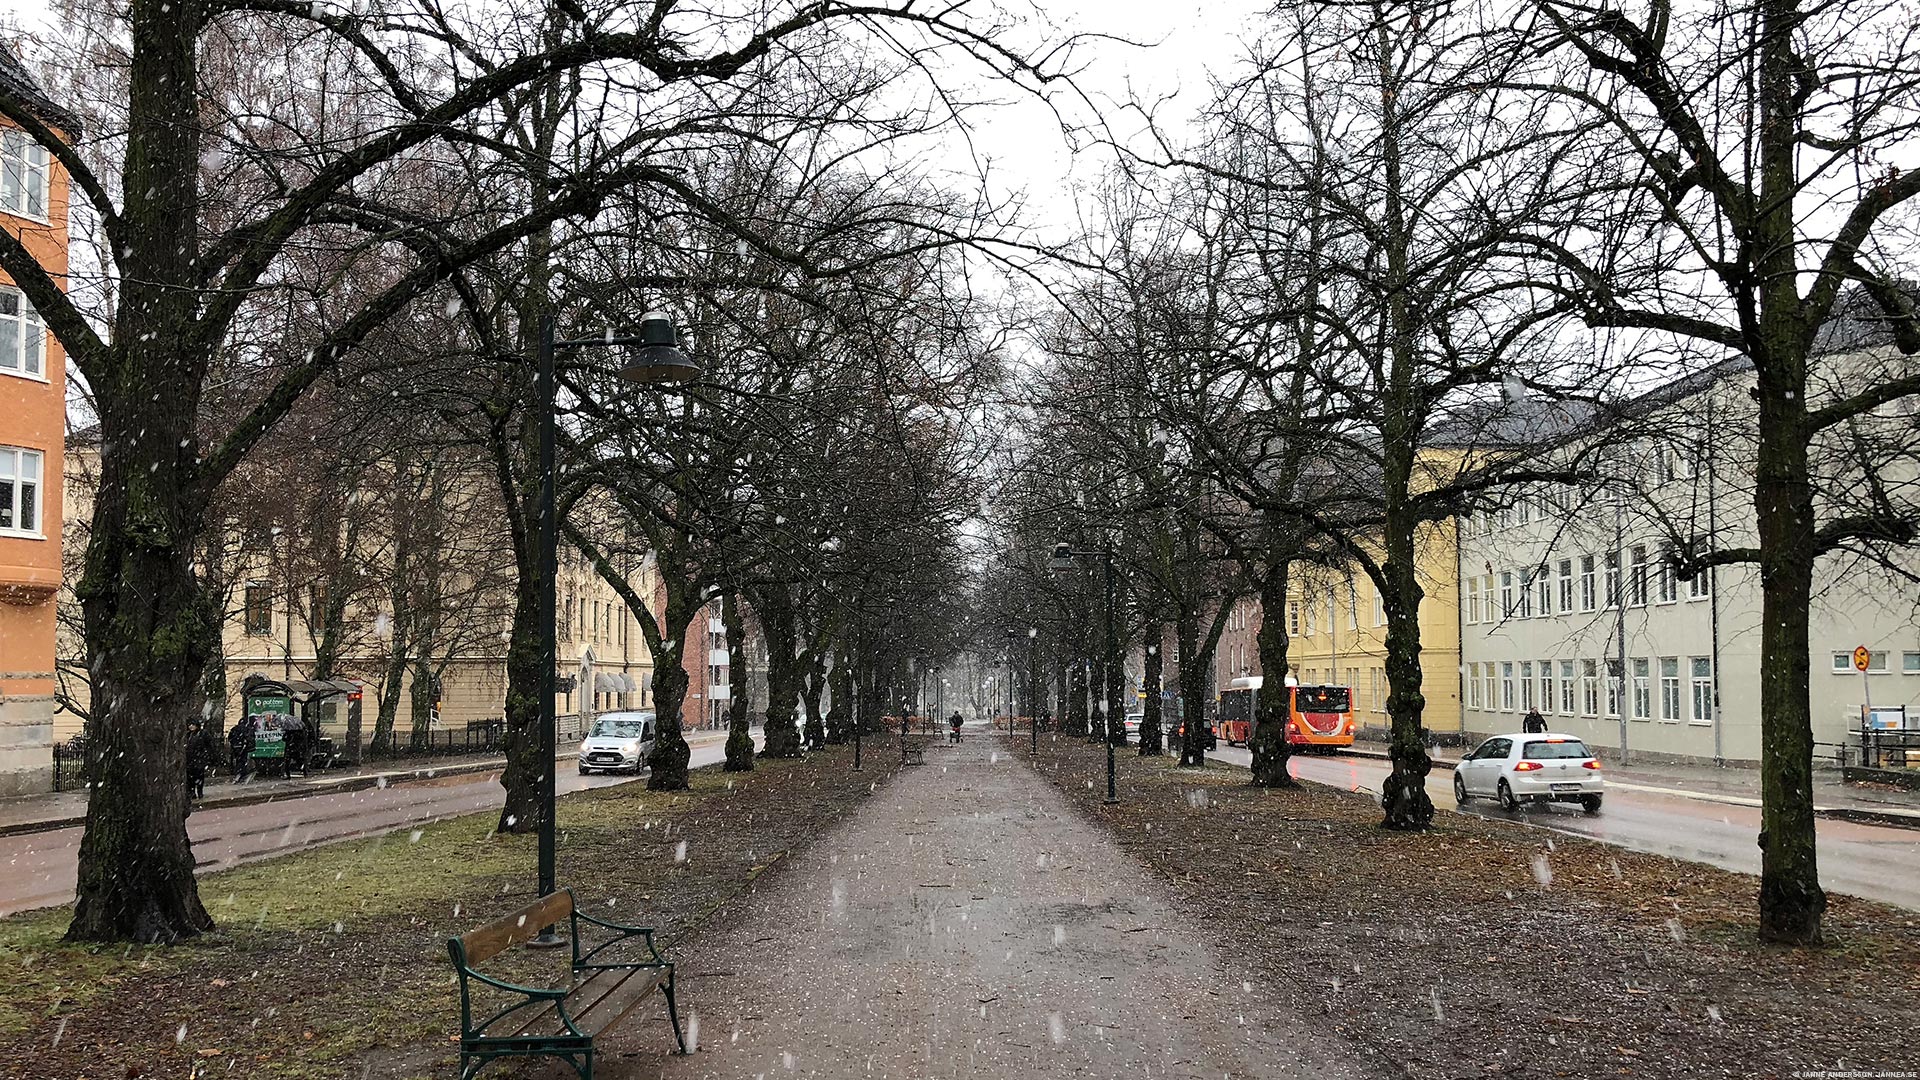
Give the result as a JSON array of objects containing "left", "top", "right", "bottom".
[
  {"left": 0, "top": 732, "right": 736, "bottom": 917},
  {"left": 1210, "top": 744, "right": 1920, "bottom": 911}
]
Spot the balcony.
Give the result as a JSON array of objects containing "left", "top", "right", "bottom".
[{"left": 709, "top": 649, "right": 730, "bottom": 667}]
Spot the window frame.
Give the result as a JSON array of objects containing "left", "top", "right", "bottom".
[
  {"left": 243, "top": 583, "right": 273, "bottom": 637},
  {"left": 1580, "top": 554, "right": 1597, "bottom": 612},
  {"left": 0, "top": 286, "right": 48, "bottom": 382},
  {"left": 1659, "top": 656, "right": 1682, "bottom": 721},
  {"left": 1690, "top": 657, "right": 1714, "bottom": 724},
  {"left": 1557, "top": 559, "right": 1574, "bottom": 614},
  {"left": 0, "top": 131, "right": 51, "bottom": 224},
  {"left": 0, "top": 445, "right": 44, "bottom": 536},
  {"left": 1500, "top": 662, "right": 1515, "bottom": 711},
  {"left": 1632, "top": 657, "right": 1652, "bottom": 720}
]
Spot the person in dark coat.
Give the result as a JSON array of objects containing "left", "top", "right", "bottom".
[
  {"left": 185, "top": 720, "right": 214, "bottom": 799},
  {"left": 948, "top": 711, "right": 963, "bottom": 743},
  {"left": 229, "top": 715, "right": 257, "bottom": 782},
  {"left": 1522, "top": 707, "right": 1547, "bottom": 733}
]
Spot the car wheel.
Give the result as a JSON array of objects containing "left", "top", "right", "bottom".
[
  {"left": 578, "top": 764, "right": 591, "bottom": 776},
  {"left": 1497, "top": 780, "right": 1522, "bottom": 812},
  {"left": 1581, "top": 794, "right": 1603, "bottom": 815},
  {"left": 1453, "top": 772, "right": 1469, "bottom": 805}
]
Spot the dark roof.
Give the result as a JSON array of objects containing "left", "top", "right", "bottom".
[
  {"left": 1813, "top": 282, "right": 1920, "bottom": 354},
  {"left": 0, "top": 43, "right": 81, "bottom": 140}
]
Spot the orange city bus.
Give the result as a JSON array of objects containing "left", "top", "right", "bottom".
[{"left": 1217, "top": 683, "right": 1357, "bottom": 750}]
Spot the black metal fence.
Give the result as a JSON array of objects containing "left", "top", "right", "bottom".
[{"left": 52, "top": 740, "right": 87, "bottom": 792}]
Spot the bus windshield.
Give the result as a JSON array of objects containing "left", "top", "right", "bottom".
[{"left": 1295, "top": 686, "right": 1351, "bottom": 713}]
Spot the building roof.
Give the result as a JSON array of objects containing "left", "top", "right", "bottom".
[{"left": 0, "top": 42, "right": 81, "bottom": 140}]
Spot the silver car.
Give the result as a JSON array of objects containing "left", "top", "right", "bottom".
[
  {"left": 1453, "top": 732, "right": 1604, "bottom": 814},
  {"left": 578, "top": 711, "right": 655, "bottom": 775}
]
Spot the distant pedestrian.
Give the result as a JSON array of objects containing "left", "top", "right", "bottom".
[
  {"left": 1522, "top": 707, "right": 1546, "bottom": 733},
  {"left": 949, "top": 711, "right": 963, "bottom": 743},
  {"left": 185, "top": 720, "right": 213, "bottom": 800}
]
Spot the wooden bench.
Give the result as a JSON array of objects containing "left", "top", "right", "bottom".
[
  {"left": 447, "top": 889, "right": 686, "bottom": 1079},
  {"left": 900, "top": 737, "right": 929, "bottom": 766}
]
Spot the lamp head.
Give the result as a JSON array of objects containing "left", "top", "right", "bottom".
[
  {"left": 618, "top": 311, "right": 701, "bottom": 385},
  {"left": 1048, "top": 541, "right": 1075, "bottom": 573}
]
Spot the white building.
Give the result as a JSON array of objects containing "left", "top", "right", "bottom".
[{"left": 1458, "top": 331, "right": 1920, "bottom": 765}]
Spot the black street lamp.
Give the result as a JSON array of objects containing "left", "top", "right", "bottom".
[
  {"left": 1027, "top": 626, "right": 1039, "bottom": 753},
  {"left": 1003, "top": 628, "right": 1017, "bottom": 733},
  {"left": 533, "top": 311, "right": 697, "bottom": 944},
  {"left": 1051, "top": 541, "right": 1118, "bottom": 804}
]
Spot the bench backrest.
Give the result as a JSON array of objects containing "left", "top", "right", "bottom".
[{"left": 455, "top": 890, "right": 575, "bottom": 967}]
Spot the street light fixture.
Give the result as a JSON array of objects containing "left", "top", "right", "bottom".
[
  {"left": 532, "top": 311, "right": 697, "bottom": 946},
  {"left": 1051, "top": 540, "right": 1118, "bottom": 804}
]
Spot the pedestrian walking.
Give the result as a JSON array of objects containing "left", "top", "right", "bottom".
[
  {"left": 1522, "top": 707, "right": 1546, "bottom": 733},
  {"left": 948, "top": 711, "right": 963, "bottom": 743},
  {"left": 185, "top": 720, "right": 213, "bottom": 800},
  {"left": 228, "top": 715, "right": 256, "bottom": 782}
]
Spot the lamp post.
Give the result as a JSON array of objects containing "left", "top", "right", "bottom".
[
  {"left": 1028, "top": 626, "right": 1039, "bottom": 753},
  {"left": 1052, "top": 541, "right": 1118, "bottom": 804},
  {"left": 1003, "top": 628, "right": 1017, "bottom": 733},
  {"left": 532, "top": 311, "right": 697, "bottom": 945}
]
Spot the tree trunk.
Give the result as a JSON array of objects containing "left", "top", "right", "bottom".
[
  {"left": 408, "top": 653, "right": 435, "bottom": 752},
  {"left": 802, "top": 661, "right": 827, "bottom": 750},
  {"left": 755, "top": 585, "right": 805, "bottom": 758},
  {"left": 721, "top": 591, "right": 755, "bottom": 772},
  {"left": 1067, "top": 659, "right": 1089, "bottom": 738},
  {"left": 1139, "top": 621, "right": 1165, "bottom": 756},
  {"left": 1377, "top": 512, "right": 1434, "bottom": 830},
  {"left": 497, "top": 573, "right": 546, "bottom": 832},
  {"left": 1249, "top": 561, "right": 1297, "bottom": 787},
  {"left": 66, "top": 0, "right": 217, "bottom": 943},
  {"left": 1752, "top": 354, "right": 1825, "bottom": 943},
  {"left": 1176, "top": 613, "right": 1208, "bottom": 767},
  {"left": 646, "top": 572, "right": 698, "bottom": 791},
  {"left": 824, "top": 646, "right": 852, "bottom": 744}
]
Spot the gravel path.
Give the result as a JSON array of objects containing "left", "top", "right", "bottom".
[{"left": 599, "top": 734, "right": 1371, "bottom": 1079}]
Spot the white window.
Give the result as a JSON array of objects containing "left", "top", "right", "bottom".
[
  {"left": 1687, "top": 566, "right": 1711, "bottom": 600},
  {"left": 1582, "top": 659, "right": 1600, "bottom": 716},
  {"left": 1905, "top": 651, "right": 1920, "bottom": 674},
  {"left": 1536, "top": 570, "right": 1553, "bottom": 617},
  {"left": 1520, "top": 661, "right": 1535, "bottom": 709},
  {"left": 1629, "top": 545, "right": 1650, "bottom": 607},
  {"left": 1371, "top": 667, "right": 1385, "bottom": 712},
  {"left": 0, "top": 446, "right": 42, "bottom": 534},
  {"left": 1500, "top": 662, "right": 1515, "bottom": 711},
  {"left": 1500, "top": 572, "right": 1514, "bottom": 619},
  {"left": 1467, "top": 663, "right": 1482, "bottom": 708},
  {"left": 1557, "top": 559, "right": 1573, "bottom": 613},
  {"left": 1690, "top": 657, "right": 1713, "bottom": 723},
  {"left": 1539, "top": 660, "right": 1555, "bottom": 715},
  {"left": 0, "top": 130, "right": 50, "bottom": 220},
  {"left": 1604, "top": 658, "right": 1622, "bottom": 718},
  {"left": 1660, "top": 657, "right": 1682, "bottom": 720},
  {"left": 1288, "top": 602, "right": 1300, "bottom": 636},
  {"left": 1580, "top": 555, "right": 1597, "bottom": 612},
  {"left": 1373, "top": 588, "right": 1385, "bottom": 626},
  {"left": 1632, "top": 658, "right": 1652, "bottom": 720},
  {"left": 1466, "top": 576, "right": 1481, "bottom": 625},
  {"left": 1559, "top": 660, "right": 1577, "bottom": 714},
  {"left": 1657, "top": 549, "right": 1679, "bottom": 604},
  {"left": 1605, "top": 551, "right": 1622, "bottom": 608},
  {"left": 1516, "top": 497, "right": 1531, "bottom": 526},
  {"left": 0, "top": 288, "right": 45, "bottom": 379},
  {"left": 1833, "top": 651, "right": 1890, "bottom": 673},
  {"left": 1347, "top": 578, "right": 1358, "bottom": 629},
  {"left": 1518, "top": 570, "right": 1534, "bottom": 618},
  {"left": 1482, "top": 664, "right": 1496, "bottom": 712}
]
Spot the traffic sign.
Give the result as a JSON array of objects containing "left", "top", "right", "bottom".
[{"left": 1853, "top": 645, "right": 1873, "bottom": 672}]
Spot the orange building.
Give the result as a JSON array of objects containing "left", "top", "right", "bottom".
[{"left": 0, "top": 50, "right": 75, "bottom": 794}]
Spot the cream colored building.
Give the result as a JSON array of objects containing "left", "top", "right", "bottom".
[{"left": 1458, "top": 338, "right": 1920, "bottom": 765}]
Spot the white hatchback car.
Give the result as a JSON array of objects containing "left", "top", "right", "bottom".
[
  {"left": 578, "top": 711, "right": 655, "bottom": 775},
  {"left": 1453, "top": 732, "right": 1604, "bottom": 814}
]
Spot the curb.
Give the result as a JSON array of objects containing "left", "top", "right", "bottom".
[{"left": 1332, "top": 747, "right": 1920, "bottom": 830}]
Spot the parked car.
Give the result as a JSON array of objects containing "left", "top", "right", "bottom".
[
  {"left": 578, "top": 711, "right": 656, "bottom": 775},
  {"left": 1453, "top": 732, "right": 1603, "bottom": 814},
  {"left": 1122, "top": 712, "right": 1143, "bottom": 742},
  {"left": 1170, "top": 718, "right": 1217, "bottom": 751}
]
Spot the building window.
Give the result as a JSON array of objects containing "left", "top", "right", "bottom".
[
  {"left": 1656, "top": 549, "right": 1679, "bottom": 604},
  {"left": 0, "top": 131, "right": 50, "bottom": 220},
  {"left": 1660, "top": 657, "right": 1682, "bottom": 720},
  {"left": 1520, "top": 661, "right": 1535, "bottom": 709},
  {"left": 1516, "top": 497, "right": 1531, "bottom": 526},
  {"left": 0, "top": 446, "right": 42, "bottom": 534},
  {"left": 1467, "top": 663, "right": 1482, "bottom": 708},
  {"left": 1500, "top": 572, "right": 1514, "bottom": 619},
  {"left": 1691, "top": 657, "right": 1713, "bottom": 723},
  {"left": 1833, "top": 651, "right": 1890, "bottom": 673},
  {"left": 244, "top": 584, "right": 273, "bottom": 636},
  {"left": 1580, "top": 555, "right": 1596, "bottom": 612},
  {"left": 1582, "top": 659, "right": 1600, "bottom": 716},
  {"left": 1304, "top": 600, "right": 1315, "bottom": 637},
  {"left": 1632, "top": 658, "right": 1652, "bottom": 720},
  {"left": 1606, "top": 658, "right": 1624, "bottom": 718},
  {"left": 1518, "top": 571, "right": 1534, "bottom": 618},
  {"left": 1347, "top": 578, "right": 1358, "bottom": 629},
  {"left": 1605, "top": 551, "right": 1622, "bottom": 608},
  {"left": 1539, "top": 661, "right": 1555, "bottom": 715},
  {"left": 1482, "top": 664, "right": 1496, "bottom": 711},
  {"left": 1536, "top": 570, "right": 1553, "bottom": 617},
  {"left": 1558, "top": 560, "right": 1573, "bottom": 613},
  {"left": 1373, "top": 589, "right": 1385, "bottom": 626},
  {"left": 1687, "top": 566, "right": 1712, "bottom": 600},
  {"left": 1371, "top": 667, "right": 1385, "bottom": 712},
  {"left": 1629, "top": 545, "right": 1649, "bottom": 607},
  {"left": 1466, "top": 577, "right": 1480, "bottom": 625},
  {"left": 1559, "top": 660, "right": 1577, "bottom": 714},
  {"left": 1500, "top": 662, "right": 1515, "bottom": 711},
  {"left": 1905, "top": 651, "right": 1920, "bottom": 674},
  {"left": 0, "top": 288, "right": 45, "bottom": 379},
  {"left": 1288, "top": 602, "right": 1301, "bottom": 636},
  {"left": 561, "top": 596, "right": 573, "bottom": 641}
]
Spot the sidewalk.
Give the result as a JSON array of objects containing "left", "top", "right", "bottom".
[
  {"left": 1349, "top": 736, "right": 1920, "bottom": 824},
  {"left": 603, "top": 735, "right": 1371, "bottom": 1080},
  {"left": 0, "top": 727, "right": 739, "bottom": 838}
]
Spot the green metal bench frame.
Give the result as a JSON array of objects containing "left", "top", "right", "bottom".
[{"left": 447, "top": 889, "right": 686, "bottom": 1079}]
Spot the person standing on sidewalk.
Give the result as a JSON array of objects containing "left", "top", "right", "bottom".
[
  {"left": 1523, "top": 707, "right": 1546, "bottom": 733},
  {"left": 228, "top": 715, "right": 257, "bottom": 782},
  {"left": 185, "top": 721, "right": 213, "bottom": 800}
]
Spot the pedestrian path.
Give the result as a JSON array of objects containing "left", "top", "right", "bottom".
[{"left": 606, "top": 734, "right": 1368, "bottom": 1079}]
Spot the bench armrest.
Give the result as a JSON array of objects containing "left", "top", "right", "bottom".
[{"left": 570, "top": 909, "right": 666, "bottom": 967}]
